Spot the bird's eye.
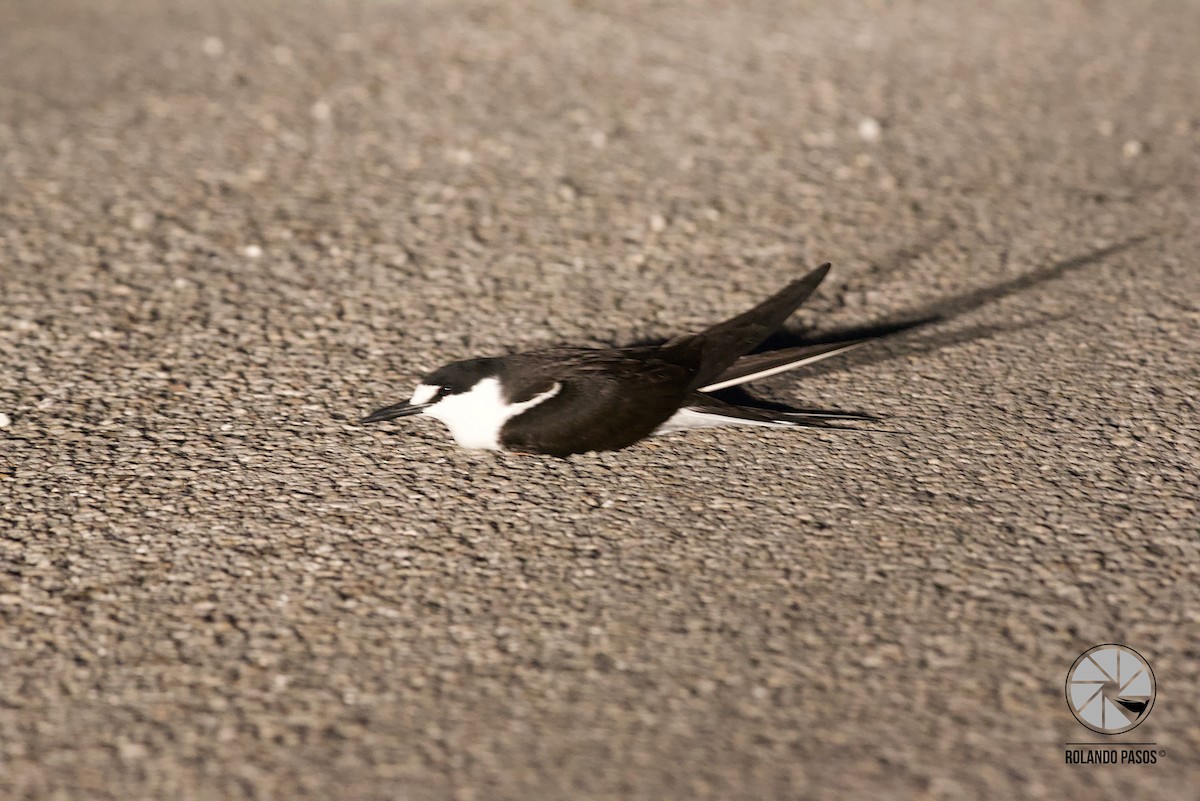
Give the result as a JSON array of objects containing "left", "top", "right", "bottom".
[{"left": 437, "top": 386, "right": 453, "bottom": 398}]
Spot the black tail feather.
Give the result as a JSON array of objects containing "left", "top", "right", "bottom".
[{"left": 684, "top": 394, "right": 891, "bottom": 431}]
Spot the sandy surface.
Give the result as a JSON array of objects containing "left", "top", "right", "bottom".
[{"left": 2, "top": 1, "right": 1198, "bottom": 799}]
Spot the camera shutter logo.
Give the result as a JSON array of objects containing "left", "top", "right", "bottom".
[{"left": 1065, "top": 644, "right": 1155, "bottom": 735}]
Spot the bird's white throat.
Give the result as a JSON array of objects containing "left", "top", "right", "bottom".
[{"left": 415, "top": 377, "right": 561, "bottom": 450}]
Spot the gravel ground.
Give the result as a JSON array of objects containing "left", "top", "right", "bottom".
[{"left": 2, "top": 1, "right": 1199, "bottom": 799}]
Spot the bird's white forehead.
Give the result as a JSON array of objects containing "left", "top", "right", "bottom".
[{"left": 409, "top": 384, "right": 439, "bottom": 405}]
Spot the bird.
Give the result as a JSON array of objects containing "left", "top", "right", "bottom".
[
  {"left": 361, "top": 263, "right": 888, "bottom": 456},
  {"left": 1113, "top": 697, "right": 1150, "bottom": 718}
]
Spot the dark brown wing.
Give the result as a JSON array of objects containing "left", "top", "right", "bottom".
[
  {"left": 498, "top": 348, "right": 691, "bottom": 456},
  {"left": 495, "top": 265, "right": 831, "bottom": 455},
  {"left": 662, "top": 264, "right": 831, "bottom": 390}
]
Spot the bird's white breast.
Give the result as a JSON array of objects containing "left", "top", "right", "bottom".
[{"left": 421, "top": 377, "right": 561, "bottom": 450}]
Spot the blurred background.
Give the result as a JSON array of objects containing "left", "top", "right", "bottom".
[{"left": 2, "top": 1, "right": 1198, "bottom": 799}]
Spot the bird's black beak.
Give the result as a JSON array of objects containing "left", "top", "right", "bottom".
[{"left": 360, "top": 401, "right": 431, "bottom": 424}]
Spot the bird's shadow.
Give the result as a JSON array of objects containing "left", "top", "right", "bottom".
[{"left": 627, "top": 232, "right": 1156, "bottom": 415}]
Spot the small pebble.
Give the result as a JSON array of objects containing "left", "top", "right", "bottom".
[
  {"left": 310, "top": 101, "right": 332, "bottom": 122},
  {"left": 201, "top": 37, "right": 224, "bottom": 57},
  {"left": 858, "top": 117, "right": 882, "bottom": 142}
]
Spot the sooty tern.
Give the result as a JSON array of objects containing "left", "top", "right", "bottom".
[{"left": 362, "top": 264, "right": 886, "bottom": 456}]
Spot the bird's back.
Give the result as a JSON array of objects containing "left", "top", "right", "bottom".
[{"left": 497, "top": 347, "right": 693, "bottom": 456}]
